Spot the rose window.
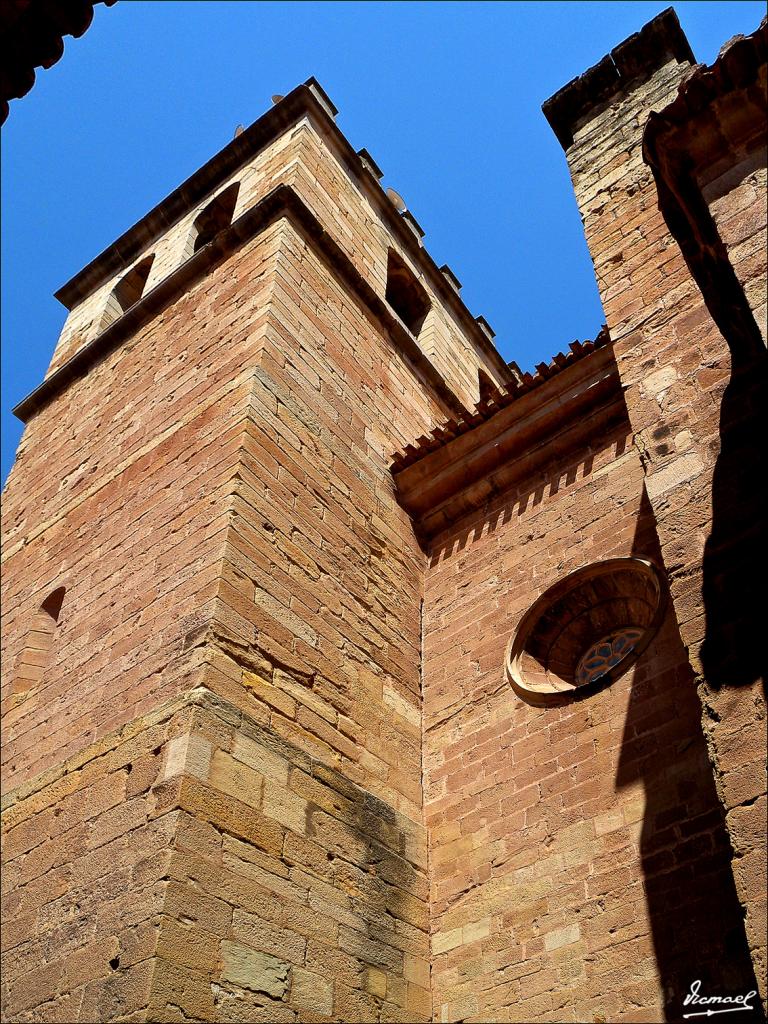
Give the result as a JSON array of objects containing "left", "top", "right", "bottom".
[{"left": 505, "top": 558, "right": 666, "bottom": 705}]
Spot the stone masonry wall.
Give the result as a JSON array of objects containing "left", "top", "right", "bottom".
[
  {"left": 1, "top": 223, "right": 284, "bottom": 792},
  {"left": 1, "top": 687, "right": 430, "bottom": 1023},
  {"left": 204, "top": 215, "right": 445, "bottom": 822},
  {"left": 46, "top": 112, "right": 505, "bottom": 410},
  {"left": 422, "top": 412, "right": 757, "bottom": 1022},
  {"left": 3, "top": 99, "right": 483, "bottom": 1019},
  {"left": 149, "top": 691, "right": 430, "bottom": 1024},
  {"left": 2, "top": 694, "right": 180, "bottom": 1022},
  {"left": 281, "top": 117, "right": 500, "bottom": 407},
  {"left": 1, "top": 108, "right": 475, "bottom": 799},
  {"left": 2, "top": 113, "right": 462, "bottom": 1020},
  {"left": 4, "top": 24, "right": 765, "bottom": 1024},
  {"left": 560, "top": 52, "right": 767, "bottom": 1004},
  {"left": 701, "top": 151, "right": 767, "bottom": 346}
]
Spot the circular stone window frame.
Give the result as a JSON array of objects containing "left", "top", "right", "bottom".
[{"left": 505, "top": 557, "right": 667, "bottom": 707}]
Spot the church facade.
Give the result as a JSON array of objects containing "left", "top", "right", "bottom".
[{"left": 2, "top": 9, "right": 765, "bottom": 1022}]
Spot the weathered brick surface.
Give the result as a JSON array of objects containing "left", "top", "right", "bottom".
[
  {"left": 2, "top": 107, "right": 503, "bottom": 807},
  {"left": 558, "top": 38, "right": 767, "bottom": 1006},
  {"left": 1, "top": 225, "right": 278, "bottom": 790},
  {"left": 2, "top": 89, "right": 459, "bottom": 1023},
  {"left": 46, "top": 113, "right": 505, "bottom": 410},
  {"left": 208, "top": 214, "right": 447, "bottom": 822},
  {"left": 1, "top": 689, "right": 429, "bottom": 1022},
  {"left": 1, "top": 703, "right": 171, "bottom": 1023},
  {"left": 703, "top": 155, "right": 767, "bottom": 345},
  {"left": 422, "top": 415, "right": 756, "bottom": 1022},
  {"left": 149, "top": 693, "right": 430, "bottom": 1024}
]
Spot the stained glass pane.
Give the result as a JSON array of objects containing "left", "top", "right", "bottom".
[{"left": 575, "top": 628, "right": 643, "bottom": 687}]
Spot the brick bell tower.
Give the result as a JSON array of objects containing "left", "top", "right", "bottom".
[
  {"left": 3, "top": 9, "right": 766, "bottom": 1023},
  {"left": 0, "top": 79, "right": 512, "bottom": 1021}
]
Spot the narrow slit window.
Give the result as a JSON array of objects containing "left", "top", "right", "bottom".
[
  {"left": 99, "top": 254, "right": 154, "bottom": 331},
  {"left": 186, "top": 182, "right": 240, "bottom": 257},
  {"left": 385, "top": 249, "right": 431, "bottom": 337},
  {"left": 10, "top": 587, "right": 65, "bottom": 706}
]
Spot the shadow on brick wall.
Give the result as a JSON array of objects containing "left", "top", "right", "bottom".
[
  {"left": 426, "top": 444, "right": 611, "bottom": 567},
  {"left": 645, "top": 143, "right": 767, "bottom": 696},
  {"left": 614, "top": 489, "right": 763, "bottom": 1022},
  {"left": 700, "top": 350, "right": 768, "bottom": 693}
]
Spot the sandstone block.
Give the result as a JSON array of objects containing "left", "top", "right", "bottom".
[
  {"left": 221, "top": 940, "right": 291, "bottom": 998},
  {"left": 209, "top": 748, "right": 264, "bottom": 809},
  {"left": 263, "top": 778, "right": 309, "bottom": 834},
  {"left": 233, "top": 732, "right": 290, "bottom": 786},
  {"left": 365, "top": 965, "right": 387, "bottom": 999},
  {"left": 544, "top": 923, "right": 581, "bottom": 951}
]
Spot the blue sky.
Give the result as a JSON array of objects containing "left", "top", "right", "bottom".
[{"left": 2, "top": 1, "right": 764, "bottom": 485}]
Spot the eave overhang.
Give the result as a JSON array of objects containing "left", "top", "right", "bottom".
[{"left": 393, "top": 341, "right": 627, "bottom": 542}]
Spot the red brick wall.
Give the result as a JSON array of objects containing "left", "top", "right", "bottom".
[
  {"left": 2, "top": 116, "right": 468, "bottom": 1019},
  {"left": 204, "top": 215, "right": 446, "bottom": 821},
  {"left": 422, "top": 412, "right": 756, "bottom": 1022},
  {"left": 559, "top": 49, "right": 767, "bottom": 1002},
  {"left": 1, "top": 225, "right": 283, "bottom": 791}
]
